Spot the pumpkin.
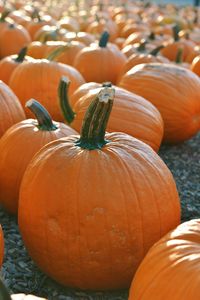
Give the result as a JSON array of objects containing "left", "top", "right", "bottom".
[
  {"left": 60, "top": 78, "right": 164, "bottom": 151},
  {"left": 0, "top": 225, "right": 4, "bottom": 268},
  {"left": 0, "top": 99, "right": 77, "bottom": 215},
  {"left": 118, "top": 63, "right": 200, "bottom": 143},
  {"left": 0, "top": 47, "right": 34, "bottom": 84},
  {"left": 0, "top": 277, "right": 47, "bottom": 300},
  {"left": 191, "top": 54, "right": 200, "bottom": 76},
  {"left": 74, "top": 31, "right": 127, "bottom": 84},
  {"left": 9, "top": 57, "right": 85, "bottom": 120},
  {"left": 0, "top": 23, "right": 31, "bottom": 58},
  {"left": 18, "top": 87, "right": 180, "bottom": 290},
  {"left": 129, "top": 219, "right": 200, "bottom": 300},
  {"left": 0, "top": 81, "right": 25, "bottom": 138},
  {"left": 26, "top": 41, "right": 48, "bottom": 59}
]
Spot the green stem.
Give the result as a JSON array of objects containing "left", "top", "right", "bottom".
[
  {"left": 0, "top": 278, "right": 12, "bottom": 300},
  {"left": 148, "top": 32, "right": 155, "bottom": 40},
  {"left": 175, "top": 48, "right": 183, "bottom": 64},
  {"left": 137, "top": 39, "right": 147, "bottom": 52},
  {"left": 0, "top": 9, "right": 10, "bottom": 21},
  {"left": 102, "top": 82, "right": 112, "bottom": 87},
  {"left": 46, "top": 45, "right": 68, "bottom": 61},
  {"left": 149, "top": 45, "right": 164, "bottom": 56},
  {"left": 14, "top": 47, "right": 27, "bottom": 63},
  {"left": 31, "top": 8, "right": 41, "bottom": 22},
  {"left": 99, "top": 31, "right": 110, "bottom": 48},
  {"left": 173, "top": 24, "right": 180, "bottom": 41},
  {"left": 25, "top": 99, "right": 58, "bottom": 131},
  {"left": 58, "top": 77, "right": 75, "bottom": 124},
  {"left": 75, "top": 87, "right": 115, "bottom": 150}
]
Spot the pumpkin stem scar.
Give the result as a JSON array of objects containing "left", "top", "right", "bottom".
[
  {"left": 75, "top": 87, "right": 115, "bottom": 150},
  {"left": 25, "top": 99, "right": 58, "bottom": 131},
  {"left": 58, "top": 76, "right": 75, "bottom": 124}
]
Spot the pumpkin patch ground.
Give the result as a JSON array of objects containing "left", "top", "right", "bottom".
[{"left": 0, "top": 0, "right": 200, "bottom": 299}]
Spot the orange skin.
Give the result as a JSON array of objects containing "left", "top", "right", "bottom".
[
  {"left": 44, "top": 41, "right": 85, "bottom": 66},
  {"left": 0, "top": 53, "right": 34, "bottom": 84},
  {"left": 69, "top": 85, "right": 164, "bottom": 151},
  {"left": 118, "top": 53, "right": 169, "bottom": 80},
  {"left": 0, "top": 118, "right": 77, "bottom": 215},
  {"left": 0, "top": 24, "right": 31, "bottom": 58},
  {"left": 9, "top": 59, "right": 85, "bottom": 120},
  {"left": 118, "top": 63, "right": 200, "bottom": 144},
  {"left": 191, "top": 55, "right": 200, "bottom": 76},
  {"left": 18, "top": 129, "right": 180, "bottom": 290},
  {"left": 0, "top": 81, "right": 25, "bottom": 138},
  {"left": 129, "top": 219, "right": 200, "bottom": 300},
  {"left": 160, "top": 39, "right": 196, "bottom": 62},
  {"left": 74, "top": 42, "right": 127, "bottom": 84},
  {"left": 62, "top": 31, "right": 95, "bottom": 46},
  {"left": 0, "top": 225, "right": 4, "bottom": 268},
  {"left": 26, "top": 20, "right": 54, "bottom": 40},
  {"left": 27, "top": 42, "right": 51, "bottom": 59},
  {"left": 86, "top": 19, "right": 118, "bottom": 42}
]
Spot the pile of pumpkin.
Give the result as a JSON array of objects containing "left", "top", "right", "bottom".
[{"left": 0, "top": 0, "right": 200, "bottom": 298}]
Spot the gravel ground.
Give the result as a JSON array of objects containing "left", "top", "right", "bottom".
[{"left": 0, "top": 132, "right": 200, "bottom": 299}]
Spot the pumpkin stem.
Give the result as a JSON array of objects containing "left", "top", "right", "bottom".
[
  {"left": 46, "top": 44, "right": 68, "bottom": 61},
  {"left": 58, "top": 77, "right": 75, "bottom": 124},
  {"left": 75, "top": 87, "right": 115, "bottom": 150},
  {"left": 102, "top": 82, "right": 112, "bottom": 87},
  {"left": 0, "top": 9, "right": 10, "bottom": 21},
  {"left": 148, "top": 32, "right": 155, "bottom": 40},
  {"left": 173, "top": 24, "right": 180, "bottom": 41},
  {"left": 0, "top": 278, "right": 12, "bottom": 300},
  {"left": 149, "top": 45, "right": 164, "bottom": 56},
  {"left": 99, "top": 31, "right": 110, "bottom": 48},
  {"left": 175, "top": 48, "right": 183, "bottom": 64},
  {"left": 31, "top": 8, "right": 41, "bottom": 22},
  {"left": 14, "top": 47, "right": 27, "bottom": 63},
  {"left": 137, "top": 39, "right": 147, "bottom": 52},
  {"left": 25, "top": 99, "right": 58, "bottom": 131}
]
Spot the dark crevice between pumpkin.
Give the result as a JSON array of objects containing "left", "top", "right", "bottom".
[
  {"left": 25, "top": 99, "right": 58, "bottom": 131},
  {"left": 75, "top": 87, "right": 115, "bottom": 150},
  {"left": 0, "top": 278, "right": 12, "bottom": 300},
  {"left": 58, "top": 77, "right": 76, "bottom": 124},
  {"left": 14, "top": 47, "right": 27, "bottom": 63},
  {"left": 99, "top": 31, "right": 110, "bottom": 48}
]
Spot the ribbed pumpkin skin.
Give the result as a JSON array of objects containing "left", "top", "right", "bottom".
[
  {"left": 0, "top": 225, "right": 4, "bottom": 268},
  {"left": 74, "top": 43, "right": 127, "bottom": 84},
  {"left": 129, "top": 219, "right": 200, "bottom": 300},
  {"left": 18, "top": 133, "right": 180, "bottom": 290},
  {"left": 118, "top": 63, "right": 200, "bottom": 143},
  {"left": 0, "top": 81, "right": 25, "bottom": 138},
  {"left": 70, "top": 86, "right": 164, "bottom": 152},
  {"left": 9, "top": 60, "right": 85, "bottom": 121},
  {"left": 0, "top": 120, "right": 77, "bottom": 214}
]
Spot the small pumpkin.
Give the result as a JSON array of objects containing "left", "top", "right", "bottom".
[
  {"left": 0, "top": 225, "right": 4, "bottom": 268},
  {"left": 18, "top": 87, "right": 180, "bottom": 290},
  {"left": 129, "top": 219, "right": 200, "bottom": 300},
  {"left": 118, "top": 63, "right": 200, "bottom": 143},
  {"left": 9, "top": 56, "right": 85, "bottom": 120},
  {"left": 74, "top": 31, "right": 127, "bottom": 84},
  {"left": 0, "top": 99, "right": 77, "bottom": 215},
  {"left": 0, "top": 81, "right": 25, "bottom": 138}
]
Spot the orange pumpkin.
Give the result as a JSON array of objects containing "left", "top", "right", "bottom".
[
  {"left": 0, "top": 81, "right": 25, "bottom": 137},
  {"left": 0, "top": 99, "right": 77, "bottom": 215},
  {"left": 0, "top": 225, "right": 4, "bottom": 268},
  {"left": 9, "top": 58, "right": 85, "bottom": 120},
  {"left": 0, "top": 23, "right": 31, "bottom": 58},
  {"left": 129, "top": 219, "right": 200, "bottom": 300},
  {"left": 191, "top": 54, "right": 200, "bottom": 76},
  {"left": 27, "top": 41, "right": 48, "bottom": 59},
  {"left": 118, "top": 63, "right": 200, "bottom": 143},
  {"left": 74, "top": 31, "right": 127, "bottom": 84},
  {"left": 60, "top": 78, "right": 164, "bottom": 151},
  {"left": 0, "top": 47, "right": 33, "bottom": 84},
  {"left": 18, "top": 87, "right": 180, "bottom": 290}
]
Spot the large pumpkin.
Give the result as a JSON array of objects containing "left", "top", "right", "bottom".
[
  {"left": 0, "top": 81, "right": 25, "bottom": 138},
  {"left": 118, "top": 63, "right": 200, "bottom": 143},
  {"left": 9, "top": 58, "right": 85, "bottom": 121},
  {"left": 0, "top": 100, "right": 77, "bottom": 215},
  {"left": 129, "top": 219, "right": 200, "bottom": 300},
  {"left": 0, "top": 225, "right": 4, "bottom": 268},
  {"left": 18, "top": 87, "right": 180, "bottom": 290},
  {"left": 60, "top": 79, "right": 164, "bottom": 152}
]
